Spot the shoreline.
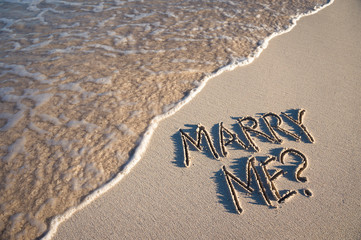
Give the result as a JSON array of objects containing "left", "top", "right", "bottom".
[{"left": 44, "top": 0, "right": 361, "bottom": 239}]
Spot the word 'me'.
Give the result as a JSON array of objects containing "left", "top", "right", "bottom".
[{"left": 222, "top": 149, "right": 309, "bottom": 213}]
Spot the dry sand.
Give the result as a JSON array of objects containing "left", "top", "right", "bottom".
[{"left": 52, "top": 0, "right": 361, "bottom": 239}]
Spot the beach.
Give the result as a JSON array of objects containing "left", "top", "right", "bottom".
[
  {"left": 50, "top": 0, "right": 361, "bottom": 239},
  {"left": 1, "top": 1, "right": 338, "bottom": 239}
]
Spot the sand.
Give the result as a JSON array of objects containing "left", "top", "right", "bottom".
[
  {"left": 51, "top": 0, "right": 361, "bottom": 239},
  {"left": 1, "top": 2, "right": 331, "bottom": 238}
]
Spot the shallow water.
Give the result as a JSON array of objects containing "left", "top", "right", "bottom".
[{"left": 0, "top": 0, "right": 328, "bottom": 239}]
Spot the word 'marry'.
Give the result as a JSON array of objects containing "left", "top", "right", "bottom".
[
  {"left": 178, "top": 109, "right": 314, "bottom": 214},
  {"left": 179, "top": 109, "right": 314, "bottom": 167}
]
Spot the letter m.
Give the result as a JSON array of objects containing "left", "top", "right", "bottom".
[{"left": 179, "top": 124, "right": 219, "bottom": 167}]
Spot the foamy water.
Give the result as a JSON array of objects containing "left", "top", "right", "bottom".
[{"left": 0, "top": 0, "right": 330, "bottom": 239}]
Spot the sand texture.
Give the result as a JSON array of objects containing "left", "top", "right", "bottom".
[
  {"left": 0, "top": 1, "right": 331, "bottom": 238},
  {"left": 52, "top": 0, "right": 360, "bottom": 239}
]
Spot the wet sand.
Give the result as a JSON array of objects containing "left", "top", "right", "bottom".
[{"left": 51, "top": 0, "right": 361, "bottom": 239}]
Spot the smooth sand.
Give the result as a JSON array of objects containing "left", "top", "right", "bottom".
[{"left": 52, "top": 0, "right": 361, "bottom": 239}]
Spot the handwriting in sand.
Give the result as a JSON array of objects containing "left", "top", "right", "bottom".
[{"left": 178, "top": 109, "right": 314, "bottom": 213}]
